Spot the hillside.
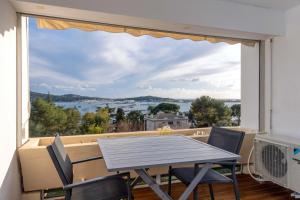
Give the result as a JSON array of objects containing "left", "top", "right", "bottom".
[
  {"left": 30, "top": 91, "right": 108, "bottom": 102},
  {"left": 114, "top": 96, "right": 181, "bottom": 102},
  {"left": 30, "top": 91, "right": 184, "bottom": 102},
  {"left": 30, "top": 91, "right": 240, "bottom": 103}
]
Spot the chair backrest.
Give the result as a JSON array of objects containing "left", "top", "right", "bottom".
[
  {"left": 47, "top": 134, "right": 73, "bottom": 186},
  {"left": 208, "top": 127, "right": 245, "bottom": 154}
]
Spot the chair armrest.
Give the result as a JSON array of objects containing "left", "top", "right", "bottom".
[
  {"left": 72, "top": 156, "right": 103, "bottom": 165},
  {"left": 213, "top": 161, "right": 237, "bottom": 166},
  {"left": 193, "top": 161, "right": 237, "bottom": 168},
  {"left": 63, "top": 172, "right": 130, "bottom": 191}
]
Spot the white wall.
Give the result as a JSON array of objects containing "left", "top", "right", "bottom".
[
  {"left": 12, "top": 0, "right": 284, "bottom": 40},
  {"left": 260, "top": 40, "right": 272, "bottom": 133},
  {"left": 271, "top": 4, "right": 300, "bottom": 138},
  {"left": 19, "top": 16, "right": 30, "bottom": 145},
  {"left": 241, "top": 43, "right": 259, "bottom": 130},
  {"left": 0, "top": 0, "right": 22, "bottom": 199}
]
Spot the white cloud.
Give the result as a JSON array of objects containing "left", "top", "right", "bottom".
[
  {"left": 81, "top": 32, "right": 152, "bottom": 84},
  {"left": 90, "top": 33, "right": 143, "bottom": 71},
  {"left": 30, "top": 55, "right": 50, "bottom": 67},
  {"left": 29, "top": 19, "right": 241, "bottom": 99},
  {"left": 32, "top": 82, "right": 96, "bottom": 92},
  {"left": 140, "top": 87, "right": 240, "bottom": 99},
  {"left": 30, "top": 65, "right": 96, "bottom": 92},
  {"left": 146, "top": 44, "right": 240, "bottom": 82},
  {"left": 137, "top": 84, "right": 153, "bottom": 90},
  {"left": 137, "top": 44, "right": 241, "bottom": 99}
]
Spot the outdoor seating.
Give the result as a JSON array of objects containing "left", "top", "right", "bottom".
[
  {"left": 98, "top": 135, "right": 240, "bottom": 200},
  {"left": 47, "top": 134, "right": 132, "bottom": 200},
  {"left": 168, "top": 127, "right": 245, "bottom": 200}
]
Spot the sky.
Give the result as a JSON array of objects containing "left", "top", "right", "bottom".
[{"left": 29, "top": 18, "right": 241, "bottom": 99}]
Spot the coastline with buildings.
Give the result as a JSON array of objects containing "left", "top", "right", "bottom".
[
  {"left": 30, "top": 91, "right": 240, "bottom": 115},
  {"left": 29, "top": 91, "right": 241, "bottom": 135}
]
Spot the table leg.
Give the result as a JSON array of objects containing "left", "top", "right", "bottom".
[
  {"left": 135, "top": 169, "right": 173, "bottom": 200},
  {"left": 131, "top": 176, "right": 143, "bottom": 188},
  {"left": 131, "top": 168, "right": 149, "bottom": 188},
  {"left": 178, "top": 163, "right": 212, "bottom": 200}
]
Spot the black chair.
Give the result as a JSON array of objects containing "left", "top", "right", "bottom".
[
  {"left": 47, "top": 134, "right": 132, "bottom": 200},
  {"left": 168, "top": 127, "right": 245, "bottom": 200}
]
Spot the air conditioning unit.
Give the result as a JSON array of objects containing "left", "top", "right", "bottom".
[{"left": 254, "top": 134, "right": 300, "bottom": 193}]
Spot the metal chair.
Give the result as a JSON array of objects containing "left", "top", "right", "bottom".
[
  {"left": 47, "top": 134, "right": 132, "bottom": 200},
  {"left": 168, "top": 127, "right": 245, "bottom": 200}
]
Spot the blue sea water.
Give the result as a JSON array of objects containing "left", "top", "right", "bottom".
[{"left": 55, "top": 100, "right": 240, "bottom": 115}]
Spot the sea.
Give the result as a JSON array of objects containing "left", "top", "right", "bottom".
[{"left": 55, "top": 100, "right": 240, "bottom": 115}]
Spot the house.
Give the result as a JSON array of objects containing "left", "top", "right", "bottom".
[
  {"left": 144, "top": 112, "right": 189, "bottom": 131},
  {"left": 2, "top": 0, "right": 300, "bottom": 199}
]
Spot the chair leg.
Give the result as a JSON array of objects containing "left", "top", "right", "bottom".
[
  {"left": 65, "top": 190, "right": 72, "bottom": 200},
  {"left": 127, "top": 182, "right": 132, "bottom": 200},
  {"left": 232, "top": 170, "right": 240, "bottom": 200},
  {"left": 193, "top": 163, "right": 200, "bottom": 200},
  {"left": 193, "top": 185, "right": 199, "bottom": 200},
  {"left": 40, "top": 190, "right": 44, "bottom": 200},
  {"left": 209, "top": 184, "right": 215, "bottom": 200},
  {"left": 126, "top": 174, "right": 133, "bottom": 200},
  {"left": 168, "top": 166, "right": 172, "bottom": 195}
]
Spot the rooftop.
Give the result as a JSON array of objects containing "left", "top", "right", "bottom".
[{"left": 145, "top": 112, "right": 188, "bottom": 120}]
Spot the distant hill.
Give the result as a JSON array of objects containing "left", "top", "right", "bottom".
[
  {"left": 30, "top": 91, "right": 240, "bottom": 103},
  {"left": 114, "top": 96, "right": 182, "bottom": 102},
  {"left": 30, "top": 91, "right": 109, "bottom": 102},
  {"left": 30, "top": 91, "right": 186, "bottom": 102}
]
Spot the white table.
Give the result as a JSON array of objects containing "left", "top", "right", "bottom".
[{"left": 98, "top": 135, "right": 239, "bottom": 200}]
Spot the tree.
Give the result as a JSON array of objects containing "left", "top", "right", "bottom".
[
  {"left": 81, "top": 112, "right": 96, "bottom": 133},
  {"left": 30, "top": 98, "right": 112, "bottom": 136},
  {"left": 81, "top": 108, "right": 110, "bottom": 134},
  {"left": 187, "top": 110, "right": 196, "bottom": 128},
  {"left": 116, "top": 108, "right": 125, "bottom": 123},
  {"left": 148, "top": 103, "right": 180, "bottom": 115},
  {"left": 231, "top": 104, "right": 241, "bottom": 126},
  {"left": 47, "top": 91, "right": 52, "bottom": 103},
  {"left": 147, "top": 105, "right": 155, "bottom": 114},
  {"left": 64, "top": 108, "right": 81, "bottom": 134},
  {"left": 105, "top": 104, "right": 115, "bottom": 115},
  {"left": 98, "top": 104, "right": 115, "bottom": 115},
  {"left": 30, "top": 98, "right": 68, "bottom": 136},
  {"left": 190, "top": 96, "right": 232, "bottom": 127},
  {"left": 116, "top": 120, "right": 130, "bottom": 132},
  {"left": 126, "top": 110, "right": 144, "bottom": 131},
  {"left": 95, "top": 108, "right": 110, "bottom": 132}
]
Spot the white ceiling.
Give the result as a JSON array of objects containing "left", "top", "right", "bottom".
[{"left": 219, "top": 0, "right": 300, "bottom": 10}]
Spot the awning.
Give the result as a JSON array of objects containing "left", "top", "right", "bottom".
[{"left": 37, "top": 18, "right": 256, "bottom": 47}]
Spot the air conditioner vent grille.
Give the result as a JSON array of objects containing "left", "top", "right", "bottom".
[{"left": 255, "top": 140, "right": 288, "bottom": 186}]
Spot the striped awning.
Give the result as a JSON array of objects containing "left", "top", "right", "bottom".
[{"left": 37, "top": 18, "right": 256, "bottom": 46}]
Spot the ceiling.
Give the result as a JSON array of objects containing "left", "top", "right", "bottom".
[{"left": 219, "top": 0, "right": 300, "bottom": 10}]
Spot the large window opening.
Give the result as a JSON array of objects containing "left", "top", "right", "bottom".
[{"left": 28, "top": 17, "right": 242, "bottom": 137}]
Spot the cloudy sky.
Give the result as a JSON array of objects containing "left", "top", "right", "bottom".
[{"left": 29, "top": 18, "right": 241, "bottom": 99}]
